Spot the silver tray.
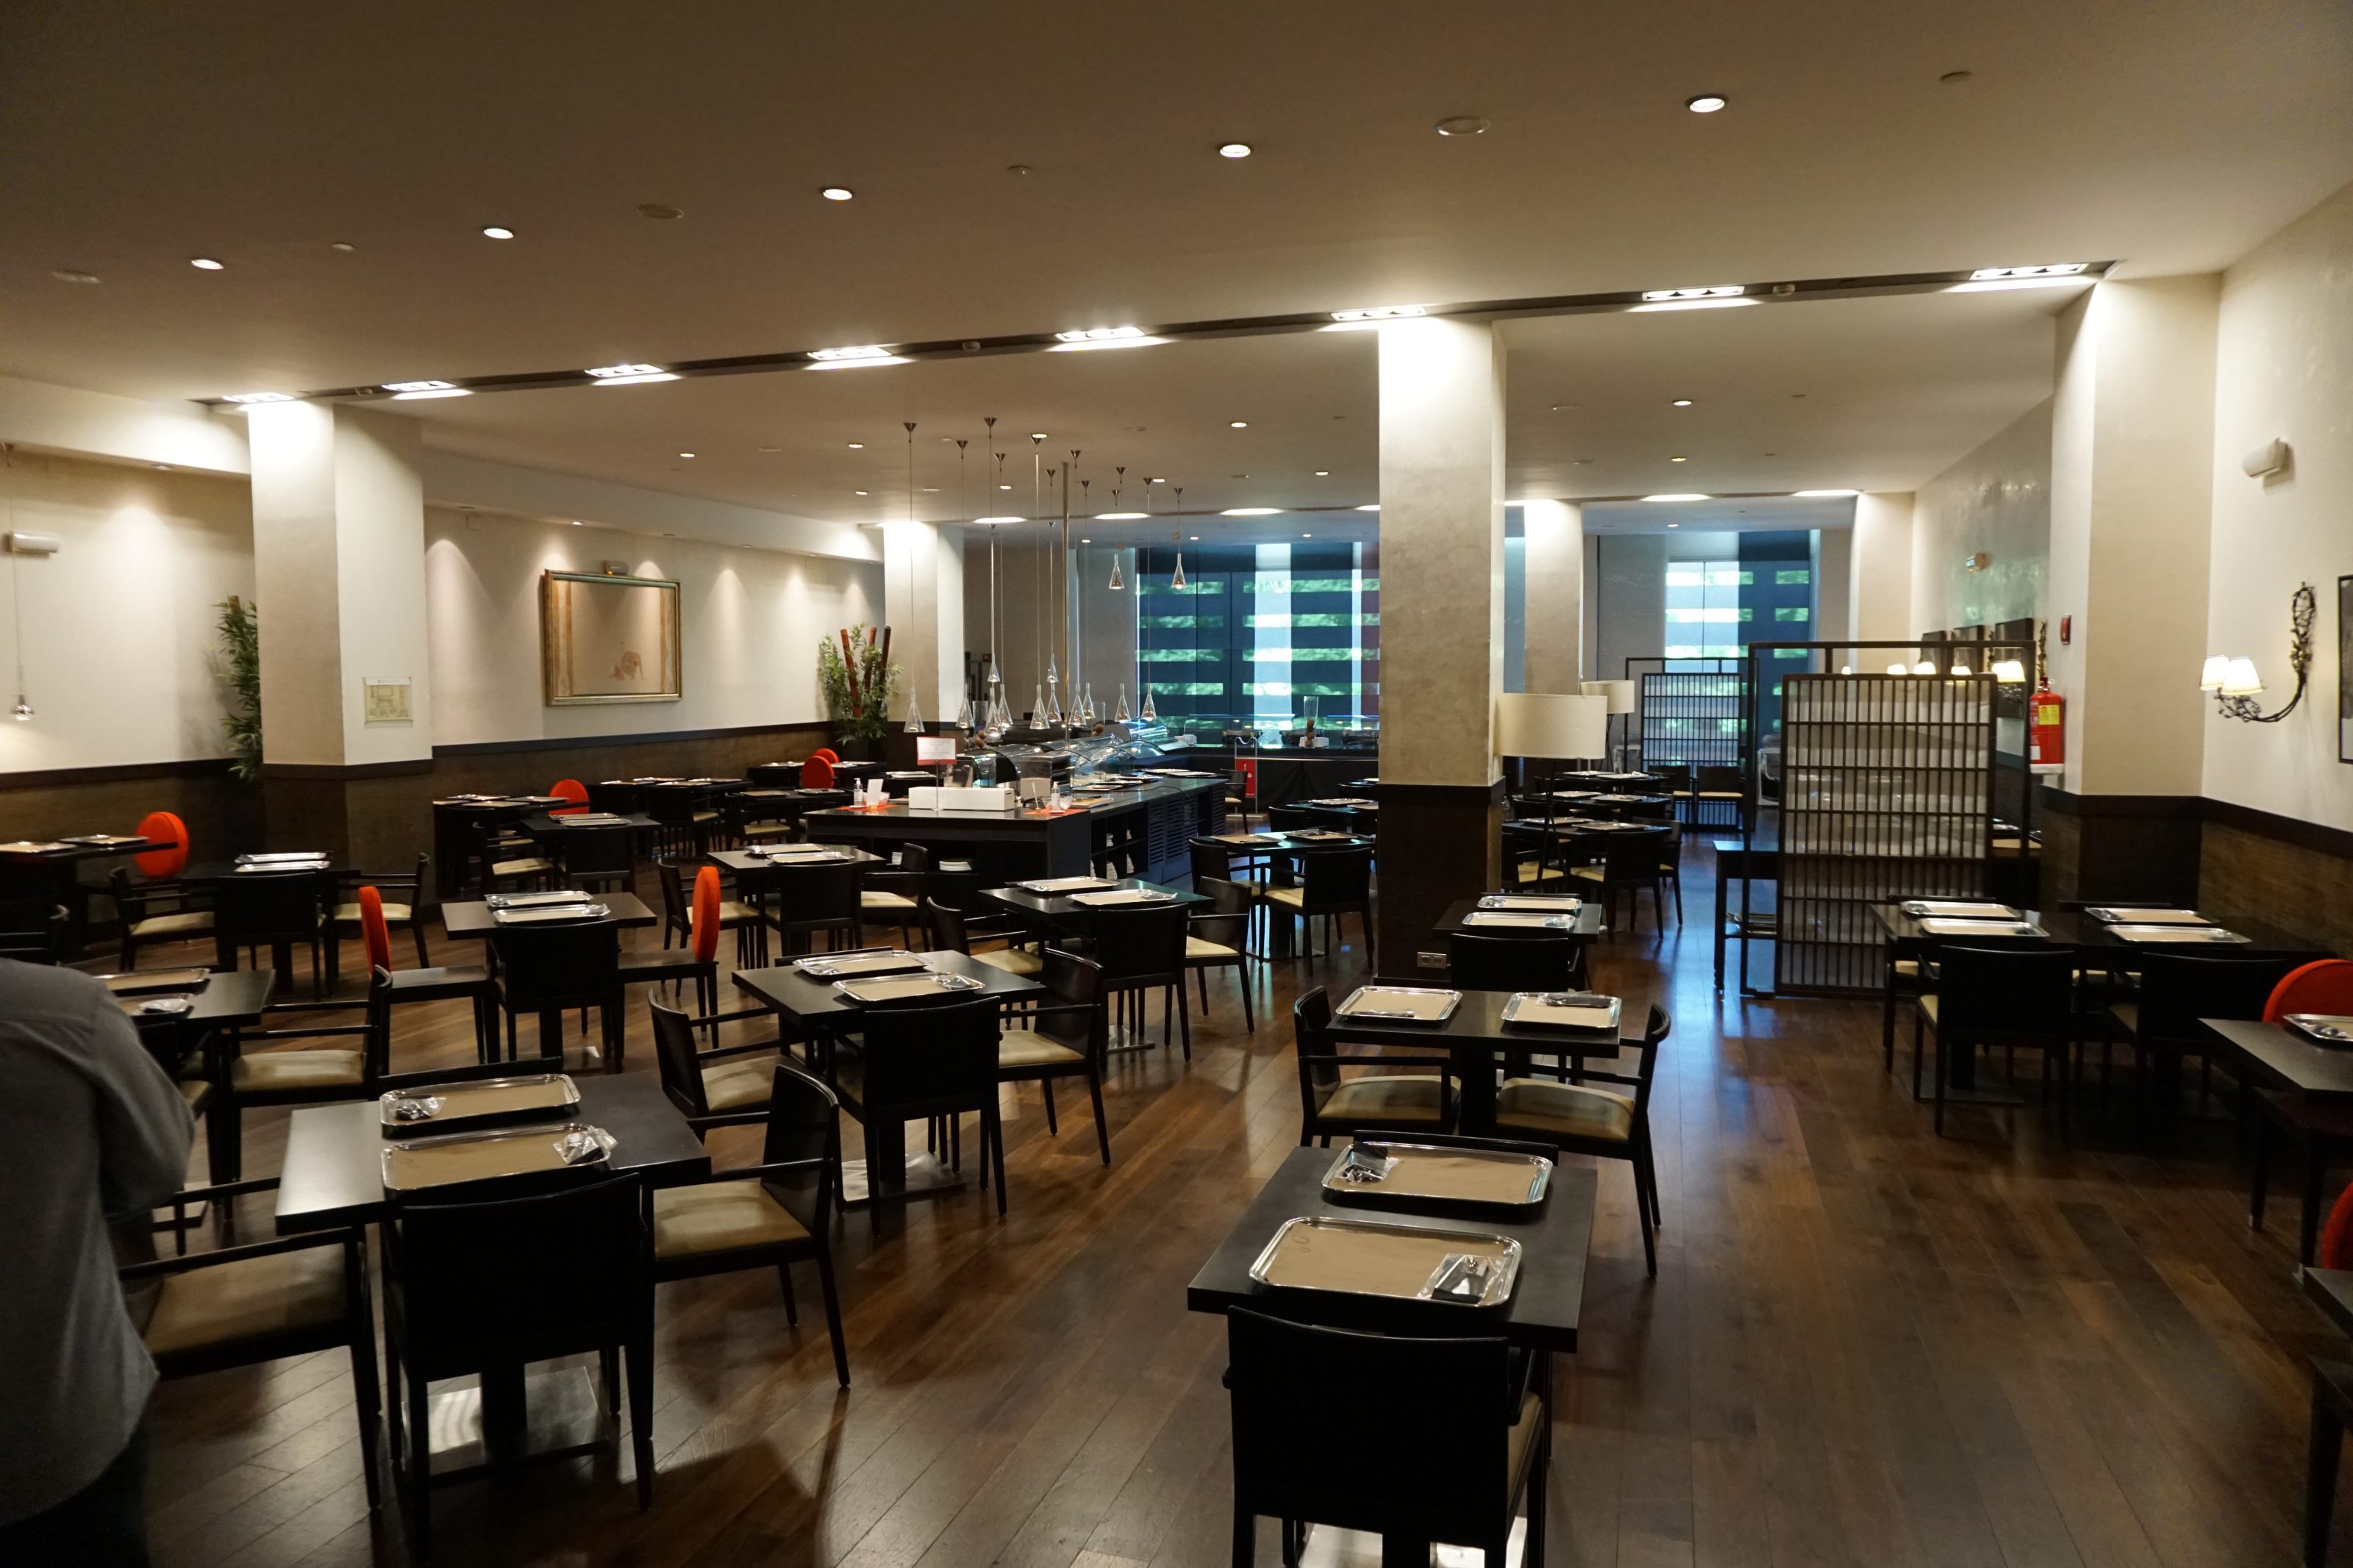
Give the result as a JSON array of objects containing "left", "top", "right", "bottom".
[
  {"left": 2105, "top": 923, "right": 2246, "bottom": 944},
  {"left": 1016, "top": 876, "right": 1115, "bottom": 893},
  {"left": 485, "top": 888, "right": 589, "bottom": 909},
  {"left": 1334, "top": 985, "right": 1461, "bottom": 1024},
  {"left": 1463, "top": 910, "right": 1573, "bottom": 929},
  {"left": 1247, "top": 1215, "right": 1521, "bottom": 1308},
  {"left": 237, "top": 851, "right": 329, "bottom": 864},
  {"left": 760, "top": 846, "right": 854, "bottom": 861},
  {"left": 492, "top": 902, "right": 609, "bottom": 925},
  {"left": 1478, "top": 895, "right": 1582, "bottom": 911},
  {"left": 381, "top": 1123, "right": 614, "bottom": 1192},
  {"left": 2288, "top": 1014, "right": 2353, "bottom": 1045},
  {"left": 1324, "top": 1142, "right": 1552, "bottom": 1209},
  {"left": 1069, "top": 888, "right": 1178, "bottom": 907},
  {"left": 1918, "top": 917, "right": 2043, "bottom": 938},
  {"left": 796, "top": 950, "right": 930, "bottom": 978},
  {"left": 1500, "top": 992, "right": 1622, "bottom": 1031},
  {"left": 99, "top": 967, "right": 213, "bottom": 995},
  {"left": 120, "top": 995, "right": 194, "bottom": 1019},
  {"left": 1902, "top": 899, "right": 2021, "bottom": 919},
  {"left": 2082, "top": 906, "right": 2209, "bottom": 925},
  {"left": 834, "top": 972, "right": 985, "bottom": 1003},
  {"left": 379, "top": 1073, "right": 579, "bottom": 1131}
]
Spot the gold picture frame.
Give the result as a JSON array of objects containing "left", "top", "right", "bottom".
[{"left": 540, "top": 570, "right": 682, "bottom": 706}]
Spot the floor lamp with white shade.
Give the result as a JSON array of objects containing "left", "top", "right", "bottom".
[
  {"left": 1580, "top": 679, "right": 1639, "bottom": 770},
  {"left": 1494, "top": 692, "right": 1610, "bottom": 828}
]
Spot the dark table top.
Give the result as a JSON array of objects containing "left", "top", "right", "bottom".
[
  {"left": 709, "top": 848, "right": 887, "bottom": 874},
  {"left": 1184, "top": 1145, "right": 1597, "bottom": 1353},
  {"left": 982, "top": 877, "right": 1208, "bottom": 922},
  {"left": 432, "top": 795, "right": 568, "bottom": 811},
  {"left": 1322, "top": 984, "right": 1627, "bottom": 1058},
  {"left": 2307, "top": 1269, "right": 2353, "bottom": 1336},
  {"left": 2207, "top": 1018, "right": 2353, "bottom": 1098},
  {"left": 732, "top": 948, "right": 1043, "bottom": 1024},
  {"left": 114, "top": 967, "right": 276, "bottom": 1039},
  {"left": 274, "top": 1072, "right": 710, "bottom": 1234},
  {"left": 0, "top": 834, "right": 164, "bottom": 864},
  {"left": 1199, "top": 831, "right": 1375, "bottom": 855},
  {"left": 440, "top": 891, "right": 657, "bottom": 937},
  {"left": 1871, "top": 903, "right": 2329, "bottom": 962},
  {"left": 1503, "top": 817, "right": 1671, "bottom": 840},
  {"left": 518, "top": 812, "right": 660, "bottom": 834},
  {"left": 1433, "top": 898, "right": 1608, "bottom": 940},
  {"left": 181, "top": 859, "right": 347, "bottom": 883}
]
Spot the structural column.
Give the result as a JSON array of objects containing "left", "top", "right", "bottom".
[
  {"left": 882, "top": 520, "right": 965, "bottom": 725},
  {"left": 2040, "top": 275, "right": 2220, "bottom": 901},
  {"left": 1521, "top": 498, "right": 1585, "bottom": 692},
  {"left": 1374, "top": 316, "right": 1507, "bottom": 970},
  {"left": 1847, "top": 491, "right": 1914, "bottom": 643},
  {"left": 245, "top": 401, "right": 433, "bottom": 871}
]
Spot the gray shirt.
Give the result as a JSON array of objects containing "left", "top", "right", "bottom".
[{"left": 0, "top": 959, "right": 193, "bottom": 1523}]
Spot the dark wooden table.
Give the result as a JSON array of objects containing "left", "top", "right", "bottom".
[
  {"left": 1713, "top": 840, "right": 1777, "bottom": 993},
  {"left": 1325, "top": 986, "right": 1627, "bottom": 1131},
  {"left": 1186, "top": 1145, "right": 1596, "bottom": 1353},
  {"left": 732, "top": 950, "right": 1041, "bottom": 1206},
  {"left": 2305, "top": 1268, "right": 2353, "bottom": 1336},
  {"left": 982, "top": 877, "right": 1208, "bottom": 937},
  {"left": 2207, "top": 1018, "right": 2353, "bottom": 1100},
  {"left": 440, "top": 892, "right": 657, "bottom": 938},
  {"left": 0, "top": 833, "right": 166, "bottom": 951},
  {"left": 517, "top": 811, "right": 658, "bottom": 837},
  {"left": 1432, "top": 898, "right": 1607, "bottom": 942}
]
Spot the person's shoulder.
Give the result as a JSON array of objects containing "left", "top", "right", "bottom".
[{"left": 0, "top": 957, "right": 109, "bottom": 1028}]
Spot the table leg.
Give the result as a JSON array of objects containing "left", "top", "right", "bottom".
[
  {"left": 479, "top": 1362, "right": 530, "bottom": 1460},
  {"left": 1380, "top": 1533, "right": 1434, "bottom": 1568},
  {"left": 1713, "top": 873, "right": 1728, "bottom": 990},
  {"left": 1457, "top": 1052, "right": 1499, "bottom": 1134}
]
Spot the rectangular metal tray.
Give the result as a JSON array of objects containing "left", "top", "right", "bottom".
[
  {"left": 1918, "top": 917, "right": 2044, "bottom": 938},
  {"left": 1334, "top": 985, "right": 1462, "bottom": 1024},
  {"left": 1478, "top": 895, "right": 1582, "bottom": 911},
  {"left": 1500, "top": 992, "right": 1623, "bottom": 1031},
  {"left": 1324, "top": 1142, "right": 1552, "bottom": 1210},
  {"left": 485, "top": 889, "right": 589, "bottom": 909},
  {"left": 835, "top": 973, "right": 985, "bottom": 1003},
  {"left": 1463, "top": 910, "right": 1574, "bottom": 929},
  {"left": 379, "top": 1073, "right": 579, "bottom": 1132},
  {"left": 119, "top": 995, "right": 195, "bottom": 1020},
  {"left": 2082, "top": 907, "right": 2209, "bottom": 925},
  {"left": 381, "top": 1123, "right": 613, "bottom": 1192},
  {"left": 0, "top": 841, "right": 71, "bottom": 854},
  {"left": 492, "top": 902, "right": 608, "bottom": 925},
  {"left": 2288, "top": 1014, "right": 2353, "bottom": 1045},
  {"left": 1247, "top": 1215, "right": 1521, "bottom": 1307},
  {"left": 760, "top": 846, "right": 854, "bottom": 861},
  {"left": 796, "top": 950, "right": 929, "bottom": 978},
  {"left": 2106, "top": 923, "right": 2245, "bottom": 943},
  {"left": 236, "top": 851, "right": 329, "bottom": 864},
  {"left": 61, "top": 834, "right": 145, "bottom": 847},
  {"left": 1069, "top": 888, "right": 1179, "bottom": 907},
  {"left": 99, "top": 967, "right": 213, "bottom": 995},
  {"left": 1017, "top": 876, "right": 1115, "bottom": 893},
  {"left": 1902, "top": 900, "right": 2021, "bottom": 919},
  {"left": 1214, "top": 834, "right": 1283, "bottom": 846}
]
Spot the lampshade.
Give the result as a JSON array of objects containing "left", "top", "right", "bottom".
[
  {"left": 1885, "top": 662, "right": 1909, "bottom": 675},
  {"left": 1912, "top": 660, "right": 1937, "bottom": 675},
  {"left": 1950, "top": 662, "right": 1972, "bottom": 676},
  {"left": 1579, "top": 679, "right": 1638, "bottom": 715},
  {"left": 2219, "top": 657, "right": 2263, "bottom": 697},
  {"left": 1493, "top": 692, "right": 1607, "bottom": 760},
  {"left": 2198, "top": 655, "right": 2229, "bottom": 691},
  {"left": 1990, "top": 659, "right": 2028, "bottom": 684}
]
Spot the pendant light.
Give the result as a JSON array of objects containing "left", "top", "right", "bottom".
[
  {"left": 4, "top": 447, "right": 29, "bottom": 721},
  {"left": 1168, "top": 486, "right": 1186, "bottom": 592},
  {"left": 901, "top": 421, "right": 924, "bottom": 732},
  {"left": 1115, "top": 683, "right": 1132, "bottom": 722}
]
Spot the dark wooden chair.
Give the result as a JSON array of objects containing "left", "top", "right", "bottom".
[
  {"left": 201, "top": 968, "right": 399, "bottom": 1182},
  {"left": 1504, "top": 823, "right": 1574, "bottom": 892},
  {"left": 1492, "top": 1003, "right": 1671, "bottom": 1275},
  {"left": 557, "top": 825, "right": 638, "bottom": 896},
  {"left": 925, "top": 896, "right": 1043, "bottom": 978},
  {"left": 648, "top": 993, "right": 790, "bottom": 1138},
  {"left": 211, "top": 867, "right": 328, "bottom": 994},
  {"left": 384, "top": 1175, "right": 654, "bottom": 1557},
  {"left": 1263, "top": 845, "right": 1374, "bottom": 968},
  {"left": 1224, "top": 1308, "right": 1546, "bottom": 1566},
  {"left": 1693, "top": 762, "right": 1746, "bottom": 828},
  {"left": 108, "top": 866, "right": 213, "bottom": 970},
  {"left": 122, "top": 1189, "right": 381, "bottom": 1511},
  {"left": 760, "top": 858, "right": 861, "bottom": 956},
  {"left": 1090, "top": 902, "right": 1193, "bottom": 1056},
  {"left": 829, "top": 995, "right": 1006, "bottom": 1235},
  {"left": 1651, "top": 762, "right": 1694, "bottom": 823},
  {"left": 649, "top": 1061, "right": 850, "bottom": 1387},
  {"left": 860, "top": 842, "right": 928, "bottom": 945},
  {"left": 1265, "top": 804, "right": 1317, "bottom": 834},
  {"left": 474, "top": 817, "right": 557, "bottom": 893},
  {"left": 1652, "top": 821, "right": 1684, "bottom": 925},
  {"left": 489, "top": 921, "right": 625, "bottom": 1068},
  {"left": 1914, "top": 945, "right": 2077, "bottom": 1138},
  {"left": 329, "top": 853, "right": 430, "bottom": 969},
  {"left": 1, "top": 899, "right": 74, "bottom": 964},
  {"left": 1568, "top": 831, "right": 1668, "bottom": 936},
  {"left": 997, "top": 948, "right": 1113, "bottom": 1164},
  {"left": 2105, "top": 950, "right": 2296, "bottom": 1111},
  {"left": 652, "top": 855, "right": 761, "bottom": 965},
  {"left": 585, "top": 780, "right": 640, "bottom": 815},
  {"left": 643, "top": 781, "right": 718, "bottom": 858},
  {"left": 1186, "top": 876, "right": 1256, "bottom": 1032},
  {"left": 1292, "top": 986, "right": 1454, "bottom": 1145}
]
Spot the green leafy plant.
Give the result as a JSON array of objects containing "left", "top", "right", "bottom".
[
  {"left": 214, "top": 595, "right": 262, "bottom": 783},
  {"left": 816, "top": 623, "right": 899, "bottom": 743}
]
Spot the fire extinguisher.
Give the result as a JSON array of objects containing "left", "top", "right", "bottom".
[{"left": 2029, "top": 684, "right": 2065, "bottom": 767}]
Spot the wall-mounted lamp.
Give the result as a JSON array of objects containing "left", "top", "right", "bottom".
[
  {"left": 2202, "top": 582, "right": 2314, "bottom": 723},
  {"left": 1990, "top": 659, "right": 2028, "bottom": 684},
  {"left": 2240, "top": 439, "right": 2292, "bottom": 479},
  {"left": 1963, "top": 551, "right": 1990, "bottom": 573}
]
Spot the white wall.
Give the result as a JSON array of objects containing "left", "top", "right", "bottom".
[
  {"left": 424, "top": 507, "right": 881, "bottom": 748},
  {"left": 0, "top": 452, "right": 252, "bottom": 773},
  {"left": 1849, "top": 493, "right": 1915, "bottom": 643},
  {"left": 1589, "top": 532, "right": 1667, "bottom": 681},
  {"left": 1910, "top": 400, "right": 2052, "bottom": 635},
  {"left": 2203, "top": 180, "right": 2353, "bottom": 831}
]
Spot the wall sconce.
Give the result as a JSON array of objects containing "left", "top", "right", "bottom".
[
  {"left": 1990, "top": 659, "right": 2028, "bottom": 684},
  {"left": 2202, "top": 582, "right": 2314, "bottom": 723},
  {"left": 1963, "top": 551, "right": 1990, "bottom": 573}
]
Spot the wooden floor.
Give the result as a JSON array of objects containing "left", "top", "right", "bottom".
[{"left": 135, "top": 847, "right": 2353, "bottom": 1568}]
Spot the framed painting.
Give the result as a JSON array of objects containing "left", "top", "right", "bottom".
[{"left": 541, "top": 570, "right": 682, "bottom": 706}]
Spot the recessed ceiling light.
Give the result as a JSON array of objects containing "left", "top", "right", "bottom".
[
  {"left": 1218, "top": 142, "right": 1253, "bottom": 159},
  {"left": 1229, "top": 420, "right": 1248, "bottom": 429},
  {"left": 585, "top": 362, "right": 678, "bottom": 385},
  {"left": 1329, "top": 304, "right": 1427, "bottom": 323},
  {"left": 678, "top": 451, "right": 696, "bottom": 459},
  {"left": 51, "top": 269, "right": 99, "bottom": 284},
  {"left": 1148, "top": 476, "right": 1166, "bottom": 484},
  {"left": 638, "top": 203, "right": 684, "bottom": 221},
  {"left": 385, "top": 379, "right": 471, "bottom": 400},
  {"left": 1190, "top": 534, "right": 1201, "bottom": 540},
  {"left": 1794, "top": 488, "right": 1860, "bottom": 498},
  {"left": 758, "top": 445, "right": 780, "bottom": 453},
  {"left": 1669, "top": 456, "right": 1688, "bottom": 463},
  {"left": 1079, "top": 537, "right": 1090, "bottom": 543},
  {"left": 1573, "top": 459, "right": 1593, "bottom": 465},
  {"left": 1643, "top": 493, "right": 1710, "bottom": 502},
  {"left": 154, "top": 464, "right": 170, "bottom": 470},
  {"left": 1667, "top": 521, "right": 1681, "bottom": 528},
  {"left": 571, "top": 519, "right": 582, "bottom": 526},
  {"left": 1301, "top": 532, "right": 1314, "bottom": 538},
  {"left": 854, "top": 489, "right": 868, "bottom": 495},
  {"left": 1632, "top": 286, "right": 1754, "bottom": 313},
  {"left": 1947, "top": 265, "right": 2096, "bottom": 293},
  {"left": 974, "top": 516, "right": 1024, "bottom": 525},
  {"left": 1356, "top": 504, "right": 1380, "bottom": 512},
  {"left": 1096, "top": 512, "right": 1147, "bottom": 520},
  {"left": 921, "top": 487, "right": 939, "bottom": 493},
  {"left": 481, "top": 226, "right": 515, "bottom": 240},
  {"left": 223, "top": 391, "right": 293, "bottom": 404},
  {"left": 1223, "top": 507, "right": 1279, "bottom": 516},
  {"left": 1435, "top": 115, "right": 1488, "bottom": 137},
  {"left": 846, "top": 442, "right": 864, "bottom": 449},
  {"left": 821, "top": 187, "right": 854, "bottom": 201},
  {"left": 999, "top": 484, "right": 1013, "bottom": 491},
  {"left": 1314, "top": 470, "right": 1330, "bottom": 477},
  {"left": 807, "top": 346, "right": 905, "bottom": 368},
  {"left": 329, "top": 241, "right": 355, "bottom": 253},
  {"left": 1971, "top": 264, "right": 2087, "bottom": 280},
  {"left": 1029, "top": 432, "right": 1049, "bottom": 440},
  {"left": 190, "top": 257, "right": 224, "bottom": 271},
  {"left": 1047, "top": 326, "right": 1165, "bottom": 351},
  {"left": 1686, "top": 94, "right": 1728, "bottom": 113},
  {"left": 1671, "top": 398, "right": 1693, "bottom": 407}
]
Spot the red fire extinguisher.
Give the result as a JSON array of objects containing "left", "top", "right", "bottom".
[{"left": 2029, "top": 685, "right": 2065, "bottom": 767}]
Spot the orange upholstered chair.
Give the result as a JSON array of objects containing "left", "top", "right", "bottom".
[
  {"left": 692, "top": 865, "right": 723, "bottom": 964},
  {"left": 621, "top": 864, "right": 732, "bottom": 1019},
  {"left": 801, "top": 757, "right": 835, "bottom": 789},
  {"left": 359, "top": 886, "right": 394, "bottom": 973},
  {"left": 2266, "top": 961, "right": 2353, "bottom": 1023},
  {"left": 813, "top": 748, "right": 840, "bottom": 765},
  {"left": 293, "top": 882, "right": 499, "bottom": 1063},
  {"left": 549, "top": 778, "right": 590, "bottom": 817},
  {"left": 135, "top": 811, "right": 190, "bottom": 878}
]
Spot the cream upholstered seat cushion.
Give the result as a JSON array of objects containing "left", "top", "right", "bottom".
[
  {"left": 1918, "top": 995, "right": 1941, "bottom": 1025},
  {"left": 176, "top": 1077, "right": 212, "bottom": 1109},
  {"left": 2107, "top": 1001, "right": 2139, "bottom": 1034},
  {"left": 1568, "top": 866, "right": 1604, "bottom": 884},
  {"left": 231, "top": 1050, "right": 365, "bottom": 1093},
  {"left": 718, "top": 899, "right": 760, "bottom": 925},
  {"left": 131, "top": 910, "right": 215, "bottom": 939},
  {"left": 700, "top": 1057, "right": 775, "bottom": 1113},
  {"left": 332, "top": 901, "right": 411, "bottom": 926},
  {"left": 1264, "top": 886, "right": 1306, "bottom": 909},
  {"left": 999, "top": 1025, "right": 1087, "bottom": 1070},
  {"left": 1494, "top": 1078, "right": 1634, "bottom": 1142},
  {"left": 1187, "top": 935, "right": 1240, "bottom": 961},
  {"left": 493, "top": 856, "right": 555, "bottom": 878},
  {"left": 1518, "top": 863, "right": 1569, "bottom": 884},
  {"left": 1318, "top": 1073, "right": 1446, "bottom": 1123},
  {"left": 974, "top": 946, "right": 1044, "bottom": 976},
  {"left": 651, "top": 1179, "right": 807, "bottom": 1259},
  {"left": 143, "top": 1245, "right": 347, "bottom": 1356},
  {"left": 861, "top": 889, "right": 919, "bottom": 912}
]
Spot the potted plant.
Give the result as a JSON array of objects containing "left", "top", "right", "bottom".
[
  {"left": 816, "top": 624, "right": 899, "bottom": 760},
  {"left": 214, "top": 595, "right": 262, "bottom": 782}
]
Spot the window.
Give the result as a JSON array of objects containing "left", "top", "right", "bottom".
[
  {"left": 1775, "top": 568, "right": 1811, "bottom": 585},
  {"left": 1774, "top": 606, "right": 1810, "bottom": 622},
  {"left": 1132, "top": 543, "right": 1381, "bottom": 726}
]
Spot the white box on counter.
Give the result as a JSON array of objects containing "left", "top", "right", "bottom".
[{"left": 907, "top": 785, "right": 1020, "bottom": 812}]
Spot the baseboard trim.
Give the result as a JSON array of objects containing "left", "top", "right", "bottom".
[
  {"left": 432, "top": 721, "right": 825, "bottom": 759},
  {"left": 0, "top": 756, "right": 240, "bottom": 790}
]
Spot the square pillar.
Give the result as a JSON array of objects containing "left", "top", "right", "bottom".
[
  {"left": 1521, "top": 499, "right": 1585, "bottom": 692},
  {"left": 882, "top": 520, "right": 965, "bottom": 723},
  {"left": 1374, "top": 317, "right": 1507, "bottom": 970}
]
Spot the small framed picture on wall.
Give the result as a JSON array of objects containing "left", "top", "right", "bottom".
[{"left": 2340, "top": 576, "right": 2352, "bottom": 763}]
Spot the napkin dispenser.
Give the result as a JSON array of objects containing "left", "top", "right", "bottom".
[{"left": 907, "top": 784, "right": 1018, "bottom": 812}]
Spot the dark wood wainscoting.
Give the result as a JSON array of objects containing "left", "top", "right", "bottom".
[
  {"left": 0, "top": 758, "right": 262, "bottom": 871},
  {"left": 2200, "top": 802, "right": 2353, "bottom": 962}
]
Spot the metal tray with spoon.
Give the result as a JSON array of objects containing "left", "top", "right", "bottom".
[
  {"left": 1324, "top": 1141, "right": 1553, "bottom": 1211},
  {"left": 1247, "top": 1215, "right": 1521, "bottom": 1307}
]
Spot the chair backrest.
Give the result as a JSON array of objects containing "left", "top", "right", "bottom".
[
  {"left": 1225, "top": 1308, "right": 1513, "bottom": 1541},
  {"left": 760, "top": 1062, "right": 842, "bottom": 1235},
  {"left": 851, "top": 995, "right": 1001, "bottom": 1111},
  {"left": 1299, "top": 845, "right": 1374, "bottom": 909},
  {"left": 0, "top": 903, "right": 70, "bottom": 964},
  {"left": 1447, "top": 931, "right": 1574, "bottom": 993},
  {"left": 2132, "top": 952, "right": 2300, "bottom": 1043},
  {"left": 1086, "top": 903, "right": 1188, "bottom": 984},
  {"left": 549, "top": 778, "right": 590, "bottom": 815},
  {"left": 1293, "top": 985, "right": 1338, "bottom": 1101},
  {"left": 1191, "top": 876, "right": 1252, "bottom": 953},
  {"left": 1034, "top": 948, "right": 1108, "bottom": 1056},
  {"left": 561, "top": 825, "right": 635, "bottom": 881},
  {"left": 585, "top": 780, "right": 639, "bottom": 814},
  {"left": 652, "top": 856, "right": 690, "bottom": 926},
  {"left": 647, "top": 995, "right": 710, "bottom": 1117},
  {"left": 1600, "top": 831, "right": 1665, "bottom": 878},
  {"left": 1621, "top": 1003, "right": 1672, "bottom": 1121},
  {"left": 1187, "top": 839, "right": 1235, "bottom": 888},
  {"left": 358, "top": 885, "right": 394, "bottom": 972},
  {"left": 925, "top": 897, "right": 972, "bottom": 953},
  {"left": 1695, "top": 763, "right": 1743, "bottom": 793},
  {"left": 135, "top": 810, "right": 189, "bottom": 878},
  {"left": 489, "top": 923, "right": 621, "bottom": 1010},
  {"left": 801, "top": 756, "right": 836, "bottom": 788},
  {"left": 1265, "top": 804, "right": 1315, "bottom": 832},
  {"left": 1651, "top": 762, "right": 1693, "bottom": 794},
  {"left": 2266, "top": 959, "right": 2353, "bottom": 1023},
  {"left": 1654, "top": 821, "right": 1683, "bottom": 871},
  {"left": 390, "top": 1174, "right": 646, "bottom": 1373},
  {"left": 690, "top": 865, "right": 722, "bottom": 963},
  {"left": 643, "top": 783, "right": 697, "bottom": 826},
  {"left": 812, "top": 748, "right": 840, "bottom": 765},
  {"left": 213, "top": 869, "right": 324, "bottom": 944},
  {"left": 1934, "top": 945, "right": 2075, "bottom": 1037},
  {"left": 771, "top": 859, "right": 860, "bottom": 935}
]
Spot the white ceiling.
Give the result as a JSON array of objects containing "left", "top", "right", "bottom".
[{"left": 5, "top": 1, "right": 2347, "bottom": 534}]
